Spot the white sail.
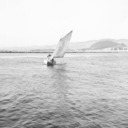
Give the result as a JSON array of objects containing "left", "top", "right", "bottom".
[{"left": 50, "top": 31, "right": 73, "bottom": 59}]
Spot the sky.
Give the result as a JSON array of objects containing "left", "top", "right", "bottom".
[{"left": 0, "top": 0, "right": 128, "bottom": 47}]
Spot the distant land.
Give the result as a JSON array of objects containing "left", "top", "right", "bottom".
[{"left": 0, "top": 39, "right": 128, "bottom": 53}]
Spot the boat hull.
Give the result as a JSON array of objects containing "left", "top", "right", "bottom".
[{"left": 44, "top": 59, "right": 56, "bottom": 66}]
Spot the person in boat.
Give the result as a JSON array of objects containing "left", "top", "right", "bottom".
[{"left": 47, "top": 54, "right": 56, "bottom": 66}]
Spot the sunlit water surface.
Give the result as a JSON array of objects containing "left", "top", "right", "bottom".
[{"left": 0, "top": 53, "right": 128, "bottom": 128}]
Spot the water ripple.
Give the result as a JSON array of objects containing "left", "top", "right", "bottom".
[{"left": 0, "top": 53, "right": 128, "bottom": 128}]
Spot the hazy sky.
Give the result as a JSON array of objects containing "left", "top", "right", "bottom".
[{"left": 0, "top": 0, "right": 128, "bottom": 47}]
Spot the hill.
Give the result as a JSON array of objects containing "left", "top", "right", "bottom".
[
  {"left": 0, "top": 39, "right": 128, "bottom": 53},
  {"left": 89, "top": 39, "right": 127, "bottom": 50}
]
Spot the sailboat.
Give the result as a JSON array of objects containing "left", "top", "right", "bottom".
[{"left": 44, "top": 31, "right": 73, "bottom": 66}]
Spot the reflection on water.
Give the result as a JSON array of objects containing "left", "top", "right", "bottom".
[{"left": 50, "top": 65, "right": 75, "bottom": 126}]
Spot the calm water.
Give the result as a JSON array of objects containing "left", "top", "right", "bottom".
[{"left": 0, "top": 53, "right": 128, "bottom": 128}]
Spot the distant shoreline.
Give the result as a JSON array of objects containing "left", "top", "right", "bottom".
[{"left": 0, "top": 51, "right": 128, "bottom": 53}]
